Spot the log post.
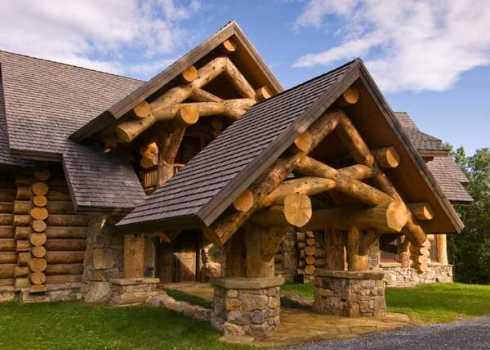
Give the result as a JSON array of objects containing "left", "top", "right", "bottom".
[
  {"left": 347, "top": 227, "right": 368, "bottom": 271},
  {"left": 324, "top": 230, "right": 347, "bottom": 270},
  {"left": 436, "top": 234, "right": 448, "bottom": 265}
]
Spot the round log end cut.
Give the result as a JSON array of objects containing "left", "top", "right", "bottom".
[
  {"left": 133, "top": 101, "right": 152, "bottom": 119},
  {"left": 232, "top": 190, "right": 254, "bottom": 212},
  {"left": 33, "top": 195, "right": 48, "bottom": 207},
  {"left": 31, "top": 246, "right": 47, "bottom": 258},
  {"left": 30, "top": 207, "right": 49, "bottom": 221},
  {"left": 342, "top": 86, "right": 359, "bottom": 105},
  {"left": 283, "top": 193, "right": 312, "bottom": 227},
  {"left": 30, "top": 271, "right": 46, "bottom": 285},
  {"left": 293, "top": 132, "right": 312, "bottom": 153},
  {"left": 178, "top": 105, "right": 199, "bottom": 125},
  {"left": 32, "top": 182, "right": 49, "bottom": 196},
  {"left": 386, "top": 200, "right": 410, "bottom": 232},
  {"left": 222, "top": 38, "right": 237, "bottom": 53},
  {"left": 181, "top": 66, "right": 198, "bottom": 83},
  {"left": 256, "top": 86, "right": 272, "bottom": 101},
  {"left": 32, "top": 220, "right": 47, "bottom": 233}
]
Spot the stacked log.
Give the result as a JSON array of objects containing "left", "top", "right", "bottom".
[
  {"left": 0, "top": 176, "right": 15, "bottom": 288},
  {"left": 12, "top": 175, "right": 33, "bottom": 290},
  {"left": 44, "top": 176, "right": 87, "bottom": 287},
  {"left": 28, "top": 171, "right": 50, "bottom": 293},
  {"left": 295, "top": 231, "right": 316, "bottom": 281}
]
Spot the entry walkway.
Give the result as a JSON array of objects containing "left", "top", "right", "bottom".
[{"left": 162, "top": 282, "right": 412, "bottom": 347}]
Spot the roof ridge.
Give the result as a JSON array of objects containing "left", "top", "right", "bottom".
[{"left": 0, "top": 49, "right": 144, "bottom": 83}]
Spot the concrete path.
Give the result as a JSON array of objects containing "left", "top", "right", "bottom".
[{"left": 281, "top": 316, "right": 490, "bottom": 350}]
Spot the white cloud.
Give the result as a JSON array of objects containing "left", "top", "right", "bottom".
[
  {"left": 0, "top": 0, "right": 200, "bottom": 76},
  {"left": 293, "top": 0, "right": 490, "bottom": 92}
]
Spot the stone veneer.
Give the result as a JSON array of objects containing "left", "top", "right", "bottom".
[
  {"left": 109, "top": 278, "right": 161, "bottom": 305},
  {"left": 382, "top": 263, "right": 453, "bottom": 287},
  {"left": 313, "top": 270, "right": 385, "bottom": 317},
  {"left": 211, "top": 277, "right": 283, "bottom": 339}
]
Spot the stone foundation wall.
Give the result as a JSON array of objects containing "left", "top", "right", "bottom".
[
  {"left": 382, "top": 264, "right": 453, "bottom": 287},
  {"left": 313, "top": 270, "right": 385, "bottom": 318},
  {"left": 109, "top": 278, "right": 161, "bottom": 305},
  {"left": 211, "top": 277, "right": 283, "bottom": 339}
]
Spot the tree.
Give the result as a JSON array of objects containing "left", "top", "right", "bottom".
[{"left": 448, "top": 147, "right": 490, "bottom": 283}]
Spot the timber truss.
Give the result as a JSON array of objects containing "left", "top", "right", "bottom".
[
  {"left": 100, "top": 38, "right": 271, "bottom": 189},
  {"left": 205, "top": 89, "right": 434, "bottom": 273}
]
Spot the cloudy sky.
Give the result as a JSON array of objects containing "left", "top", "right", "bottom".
[{"left": 0, "top": 0, "right": 488, "bottom": 154}]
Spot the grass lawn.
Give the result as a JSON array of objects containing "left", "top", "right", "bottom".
[
  {"left": 282, "top": 282, "right": 490, "bottom": 323},
  {"left": 0, "top": 302, "right": 252, "bottom": 350}
]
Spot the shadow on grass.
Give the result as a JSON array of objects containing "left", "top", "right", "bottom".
[{"left": 164, "top": 288, "right": 213, "bottom": 309}]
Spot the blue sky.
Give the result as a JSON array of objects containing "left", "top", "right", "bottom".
[{"left": 0, "top": 0, "right": 488, "bottom": 154}]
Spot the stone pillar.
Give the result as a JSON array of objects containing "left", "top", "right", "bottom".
[
  {"left": 211, "top": 277, "right": 283, "bottom": 339},
  {"left": 82, "top": 215, "right": 123, "bottom": 303},
  {"left": 313, "top": 270, "right": 385, "bottom": 317}
]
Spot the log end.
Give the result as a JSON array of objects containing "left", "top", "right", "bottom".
[
  {"left": 181, "top": 66, "right": 198, "bottom": 83},
  {"left": 386, "top": 200, "right": 410, "bottom": 232},
  {"left": 342, "top": 86, "right": 360, "bottom": 105},
  {"left": 374, "top": 146, "right": 400, "bottom": 169},
  {"left": 178, "top": 105, "right": 199, "bottom": 125},
  {"left": 256, "top": 86, "right": 272, "bottom": 101},
  {"left": 34, "top": 169, "right": 51, "bottom": 182},
  {"left": 283, "top": 193, "right": 312, "bottom": 227},
  {"left": 294, "top": 132, "right": 313, "bottom": 153},
  {"left": 222, "top": 38, "right": 237, "bottom": 53},
  {"left": 133, "top": 101, "right": 152, "bottom": 119},
  {"left": 232, "top": 190, "right": 254, "bottom": 212}
]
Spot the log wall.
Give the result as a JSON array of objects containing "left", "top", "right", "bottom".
[{"left": 0, "top": 168, "right": 89, "bottom": 302}]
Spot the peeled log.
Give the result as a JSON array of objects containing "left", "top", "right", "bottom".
[
  {"left": 340, "top": 86, "right": 360, "bottom": 105},
  {"left": 222, "top": 38, "right": 237, "bottom": 53},
  {"left": 15, "top": 278, "right": 29, "bottom": 289},
  {"left": 15, "top": 226, "right": 32, "bottom": 239},
  {"left": 29, "top": 258, "right": 47, "bottom": 272},
  {"left": 0, "top": 214, "right": 13, "bottom": 225},
  {"left": 338, "top": 164, "right": 375, "bottom": 180},
  {"left": 256, "top": 86, "right": 272, "bottom": 101},
  {"left": 297, "top": 110, "right": 341, "bottom": 153},
  {"left": 0, "top": 252, "right": 16, "bottom": 264},
  {"left": 305, "top": 201, "right": 409, "bottom": 233},
  {"left": 45, "top": 264, "right": 83, "bottom": 275},
  {"left": 190, "top": 88, "right": 222, "bottom": 103},
  {"left": 224, "top": 59, "right": 256, "bottom": 99},
  {"left": 32, "top": 220, "right": 47, "bottom": 233},
  {"left": 31, "top": 246, "right": 46, "bottom": 258},
  {"left": 32, "top": 182, "right": 49, "bottom": 196},
  {"left": 47, "top": 215, "right": 88, "bottom": 227},
  {"left": 30, "top": 285, "right": 48, "bottom": 293},
  {"left": 32, "top": 195, "right": 47, "bottom": 207},
  {"left": 0, "top": 239, "right": 15, "bottom": 251},
  {"left": 261, "top": 177, "right": 336, "bottom": 207},
  {"left": 15, "top": 266, "right": 29, "bottom": 277},
  {"left": 373, "top": 147, "right": 400, "bottom": 169},
  {"left": 232, "top": 190, "right": 254, "bottom": 212},
  {"left": 30, "top": 233, "right": 47, "bottom": 246},
  {"left": 293, "top": 132, "right": 312, "bottom": 153},
  {"left": 0, "top": 226, "right": 14, "bottom": 238},
  {"left": 134, "top": 101, "right": 152, "bottom": 119},
  {"left": 30, "top": 207, "right": 48, "bottom": 220},
  {"left": 46, "top": 251, "right": 85, "bottom": 264},
  {"left": 13, "top": 215, "right": 30, "bottom": 226},
  {"left": 337, "top": 113, "right": 375, "bottom": 167},
  {"left": 16, "top": 185, "right": 32, "bottom": 200},
  {"left": 46, "top": 226, "right": 87, "bottom": 239},
  {"left": 181, "top": 65, "right": 198, "bottom": 83},
  {"left": 283, "top": 193, "right": 312, "bottom": 227},
  {"left": 0, "top": 264, "right": 15, "bottom": 278},
  {"left": 17, "top": 252, "right": 31, "bottom": 265},
  {"left": 346, "top": 227, "right": 369, "bottom": 271},
  {"left": 17, "top": 240, "right": 30, "bottom": 252},
  {"left": 408, "top": 203, "right": 434, "bottom": 221},
  {"left": 45, "top": 239, "right": 86, "bottom": 251},
  {"left": 30, "top": 271, "right": 46, "bottom": 285}
]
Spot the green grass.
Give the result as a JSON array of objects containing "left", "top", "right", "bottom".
[
  {"left": 283, "top": 282, "right": 490, "bottom": 323},
  {"left": 0, "top": 302, "right": 252, "bottom": 350},
  {"left": 164, "top": 288, "right": 213, "bottom": 308}
]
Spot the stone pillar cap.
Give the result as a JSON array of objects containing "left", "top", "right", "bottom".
[
  {"left": 315, "top": 269, "right": 385, "bottom": 280},
  {"left": 110, "top": 278, "right": 160, "bottom": 285},
  {"left": 210, "top": 276, "right": 284, "bottom": 289}
]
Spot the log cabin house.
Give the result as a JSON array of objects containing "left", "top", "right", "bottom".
[{"left": 0, "top": 21, "right": 471, "bottom": 337}]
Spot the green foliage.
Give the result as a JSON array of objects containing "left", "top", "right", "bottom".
[
  {"left": 449, "top": 147, "right": 490, "bottom": 283},
  {"left": 0, "top": 302, "right": 251, "bottom": 350}
]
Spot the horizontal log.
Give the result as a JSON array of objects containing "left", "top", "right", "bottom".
[
  {"left": 30, "top": 207, "right": 48, "bottom": 220},
  {"left": 408, "top": 203, "right": 434, "bottom": 221},
  {"left": 17, "top": 252, "right": 31, "bottom": 266},
  {"left": 373, "top": 147, "right": 400, "bottom": 169},
  {"left": 15, "top": 226, "right": 31, "bottom": 239},
  {"left": 46, "top": 226, "right": 87, "bottom": 239},
  {"left": 45, "top": 264, "right": 83, "bottom": 276},
  {"left": 190, "top": 88, "right": 222, "bottom": 103},
  {"left": 15, "top": 278, "right": 29, "bottom": 289},
  {"left": 31, "top": 246, "right": 46, "bottom": 258},
  {"left": 30, "top": 285, "right": 48, "bottom": 293},
  {"left": 338, "top": 164, "right": 375, "bottom": 180},
  {"left": 0, "top": 202, "right": 13, "bottom": 213},
  {"left": 181, "top": 65, "right": 198, "bottom": 83},
  {"left": 47, "top": 201, "right": 75, "bottom": 214},
  {"left": 0, "top": 252, "right": 16, "bottom": 264},
  {"left": 0, "top": 264, "right": 15, "bottom": 278},
  {"left": 45, "top": 239, "right": 86, "bottom": 251},
  {"left": 46, "top": 251, "right": 85, "bottom": 264},
  {"left": 15, "top": 266, "right": 29, "bottom": 277},
  {"left": 261, "top": 177, "right": 336, "bottom": 207},
  {"left": 14, "top": 200, "right": 31, "bottom": 214},
  {"left": 0, "top": 239, "right": 15, "bottom": 251},
  {"left": 47, "top": 215, "right": 88, "bottom": 226},
  {"left": 14, "top": 215, "right": 31, "bottom": 226},
  {"left": 0, "top": 226, "right": 14, "bottom": 238},
  {"left": 46, "top": 274, "right": 82, "bottom": 285},
  {"left": 16, "top": 185, "right": 31, "bottom": 200},
  {"left": 0, "top": 214, "right": 13, "bottom": 225}
]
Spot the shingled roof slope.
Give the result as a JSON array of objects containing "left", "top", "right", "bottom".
[
  {"left": 394, "top": 112, "right": 447, "bottom": 151},
  {"left": 117, "top": 60, "right": 363, "bottom": 228},
  {"left": 427, "top": 156, "right": 473, "bottom": 203},
  {"left": 0, "top": 50, "right": 145, "bottom": 209},
  {"left": 394, "top": 111, "right": 471, "bottom": 203}
]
